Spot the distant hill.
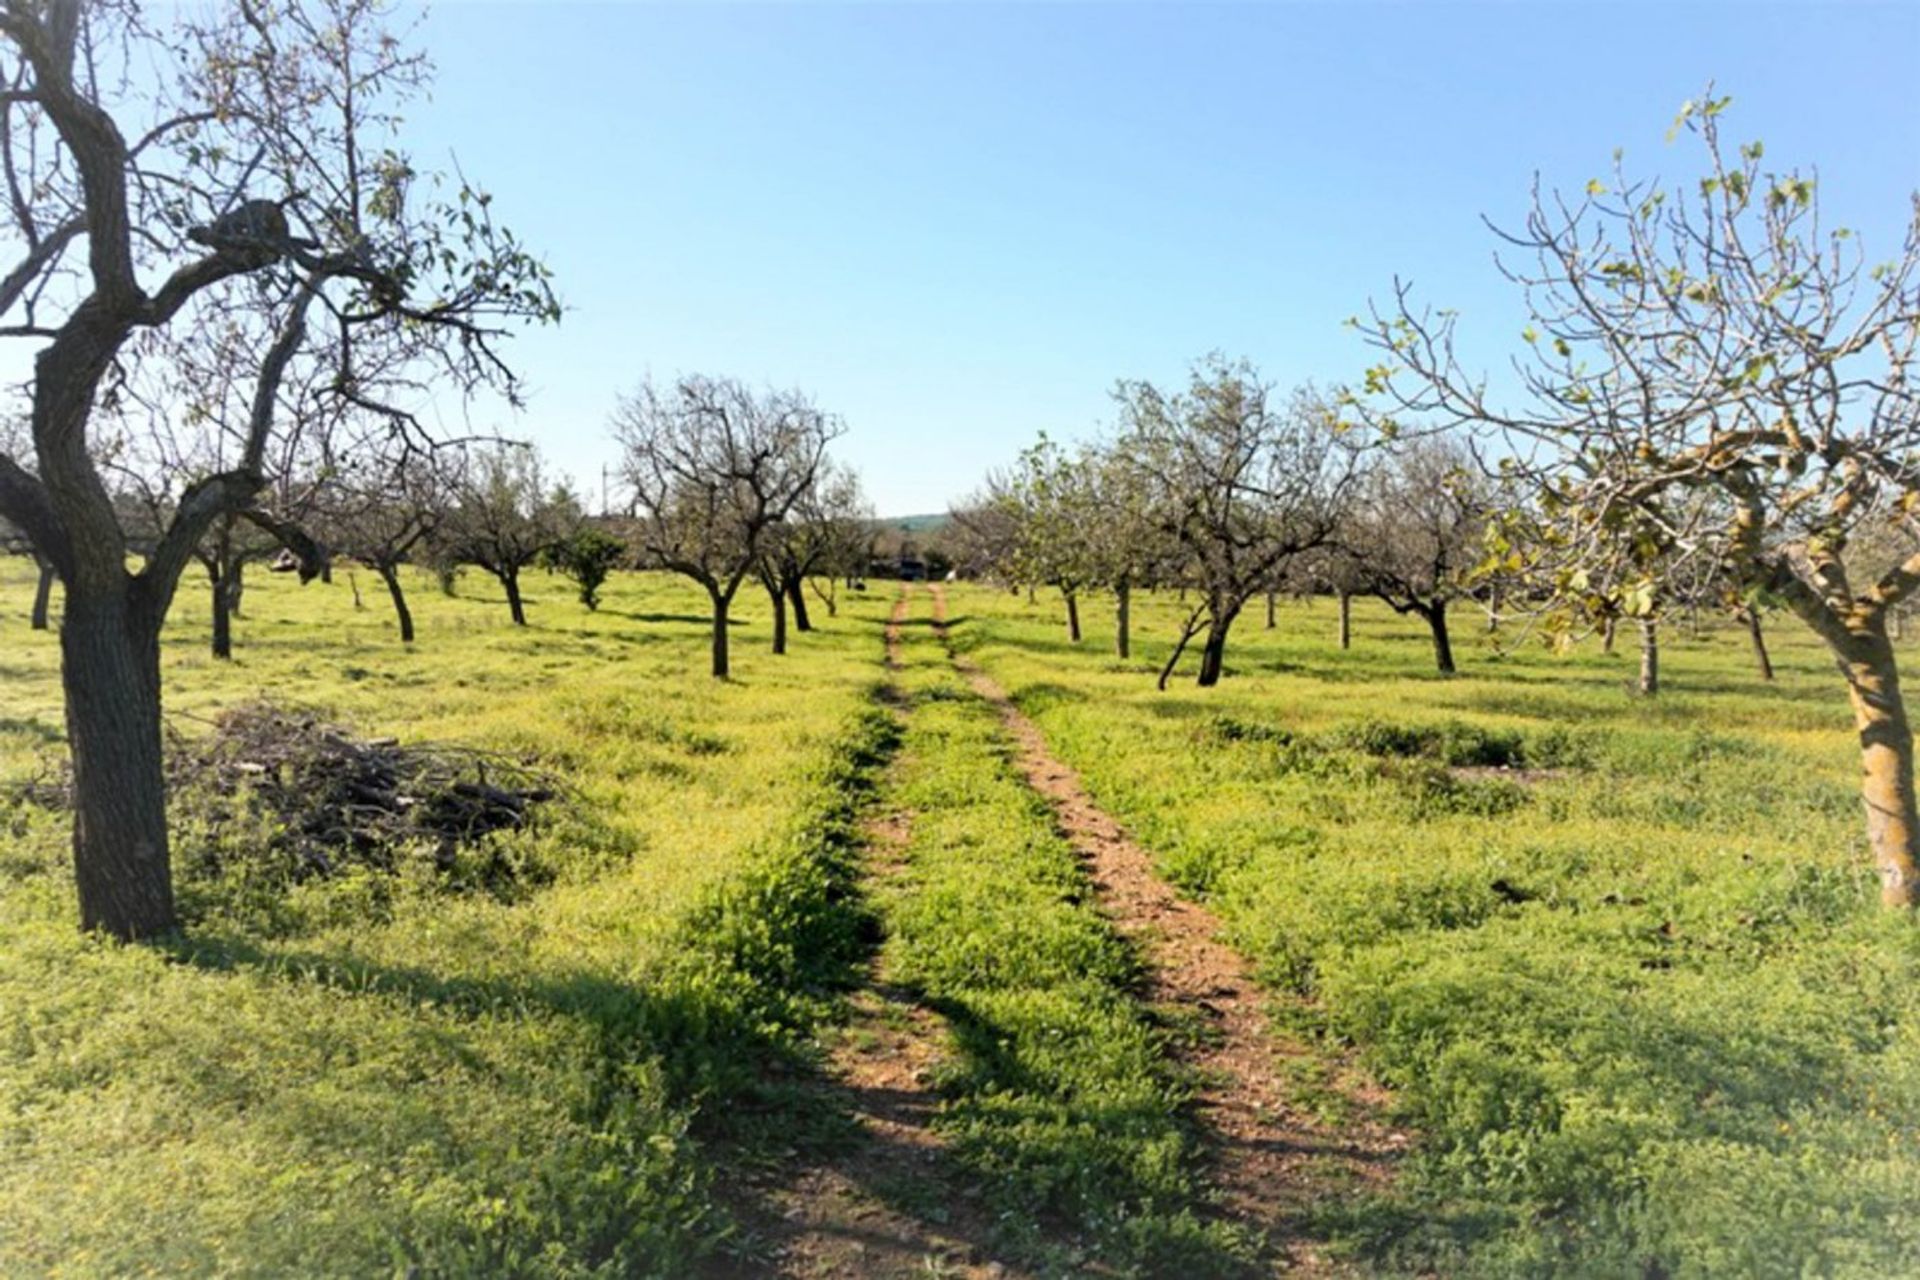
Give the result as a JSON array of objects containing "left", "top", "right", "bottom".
[{"left": 877, "top": 512, "right": 950, "bottom": 534}]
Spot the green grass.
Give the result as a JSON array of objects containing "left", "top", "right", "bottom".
[
  {"left": 0, "top": 558, "right": 896, "bottom": 1275},
  {"left": 877, "top": 597, "right": 1251, "bottom": 1275},
  {"left": 947, "top": 584, "right": 1920, "bottom": 1279}
]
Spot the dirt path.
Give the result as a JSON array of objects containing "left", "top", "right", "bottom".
[
  {"left": 930, "top": 585, "right": 1406, "bottom": 1273},
  {"left": 716, "top": 589, "right": 1024, "bottom": 1280}
]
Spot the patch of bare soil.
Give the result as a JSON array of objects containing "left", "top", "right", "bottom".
[
  {"left": 929, "top": 586, "right": 1409, "bottom": 1275},
  {"left": 710, "top": 589, "right": 1027, "bottom": 1280}
]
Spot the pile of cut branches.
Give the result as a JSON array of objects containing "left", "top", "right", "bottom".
[{"left": 170, "top": 703, "right": 559, "bottom": 878}]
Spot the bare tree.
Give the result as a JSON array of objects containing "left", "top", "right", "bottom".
[
  {"left": 614, "top": 375, "right": 840, "bottom": 678},
  {"left": 1359, "top": 93, "right": 1920, "bottom": 906},
  {"left": 1117, "top": 357, "right": 1362, "bottom": 689},
  {"left": 1343, "top": 436, "right": 1489, "bottom": 674},
  {"left": 0, "top": 1, "right": 557, "bottom": 938},
  {"left": 435, "top": 447, "right": 575, "bottom": 627},
  {"left": 318, "top": 455, "right": 457, "bottom": 644}
]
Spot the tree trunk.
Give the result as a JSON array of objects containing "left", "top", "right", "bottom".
[
  {"left": 1746, "top": 610, "right": 1774, "bottom": 683},
  {"left": 1064, "top": 590, "right": 1081, "bottom": 643},
  {"left": 1115, "top": 581, "right": 1131, "bottom": 660},
  {"left": 502, "top": 569, "right": 527, "bottom": 626},
  {"left": 1894, "top": 610, "right": 1906, "bottom": 642},
  {"left": 228, "top": 558, "right": 246, "bottom": 618},
  {"left": 1603, "top": 615, "right": 1618, "bottom": 654},
  {"left": 1637, "top": 619, "right": 1659, "bottom": 696},
  {"left": 1427, "top": 600, "right": 1455, "bottom": 674},
  {"left": 1195, "top": 603, "right": 1239, "bottom": 687},
  {"left": 31, "top": 559, "right": 54, "bottom": 630},
  {"left": 710, "top": 589, "right": 732, "bottom": 679},
  {"left": 63, "top": 589, "right": 175, "bottom": 939},
  {"left": 1337, "top": 591, "right": 1352, "bottom": 651},
  {"left": 1266, "top": 590, "right": 1277, "bottom": 629},
  {"left": 768, "top": 581, "right": 788, "bottom": 655},
  {"left": 1833, "top": 613, "right": 1920, "bottom": 907},
  {"left": 209, "top": 563, "right": 233, "bottom": 661},
  {"left": 787, "top": 575, "right": 812, "bottom": 632},
  {"left": 379, "top": 564, "right": 415, "bottom": 644}
]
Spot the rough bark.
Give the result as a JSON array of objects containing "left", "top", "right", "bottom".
[
  {"left": 710, "top": 589, "right": 732, "bottom": 678},
  {"left": 787, "top": 575, "right": 812, "bottom": 632},
  {"left": 1745, "top": 610, "right": 1774, "bottom": 683},
  {"left": 63, "top": 589, "right": 175, "bottom": 939},
  {"left": 768, "top": 580, "right": 788, "bottom": 655},
  {"left": 502, "top": 569, "right": 527, "bottom": 626},
  {"left": 1115, "top": 581, "right": 1131, "bottom": 660},
  {"left": 1637, "top": 619, "right": 1659, "bottom": 696},
  {"left": 1064, "top": 590, "right": 1081, "bottom": 643},
  {"left": 209, "top": 564, "right": 233, "bottom": 660},
  {"left": 1427, "top": 600, "right": 1455, "bottom": 674},
  {"left": 1834, "top": 617, "right": 1920, "bottom": 908},
  {"left": 31, "top": 559, "right": 54, "bottom": 630},
  {"left": 379, "top": 564, "right": 415, "bottom": 644},
  {"left": 1196, "top": 602, "right": 1241, "bottom": 687},
  {"left": 1337, "top": 591, "right": 1352, "bottom": 651}
]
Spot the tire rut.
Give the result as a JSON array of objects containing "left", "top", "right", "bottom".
[{"left": 929, "top": 585, "right": 1408, "bottom": 1274}]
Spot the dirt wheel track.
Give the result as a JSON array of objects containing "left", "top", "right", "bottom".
[{"left": 930, "top": 585, "right": 1406, "bottom": 1274}]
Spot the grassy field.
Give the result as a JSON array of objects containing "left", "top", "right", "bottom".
[
  {"left": 947, "top": 583, "right": 1920, "bottom": 1277},
  {"left": 7, "top": 559, "right": 1920, "bottom": 1277},
  {"left": 0, "top": 558, "right": 897, "bottom": 1275}
]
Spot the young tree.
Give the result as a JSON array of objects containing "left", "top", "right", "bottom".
[
  {"left": 614, "top": 375, "right": 840, "bottom": 678},
  {"left": 1343, "top": 436, "right": 1489, "bottom": 674},
  {"left": 1360, "top": 95, "right": 1920, "bottom": 906},
  {"left": 1118, "top": 357, "right": 1362, "bottom": 688},
  {"left": 548, "top": 526, "right": 627, "bottom": 612},
  {"left": 436, "top": 448, "right": 575, "bottom": 626},
  {"left": 758, "top": 461, "right": 866, "bottom": 637},
  {"left": 0, "top": 2, "right": 556, "bottom": 938},
  {"left": 1004, "top": 436, "right": 1100, "bottom": 643}
]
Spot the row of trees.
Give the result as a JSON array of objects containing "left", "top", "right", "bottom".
[{"left": 962, "top": 96, "right": 1920, "bottom": 910}]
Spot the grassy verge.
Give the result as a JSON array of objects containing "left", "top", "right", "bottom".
[
  {"left": 878, "top": 600, "right": 1252, "bottom": 1275},
  {"left": 0, "top": 561, "right": 895, "bottom": 1274},
  {"left": 948, "top": 582, "right": 1920, "bottom": 1278}
]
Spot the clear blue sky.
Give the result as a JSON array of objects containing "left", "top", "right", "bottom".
[{"left": 405, "top": 1, "right": 1920, "bottom": 516}]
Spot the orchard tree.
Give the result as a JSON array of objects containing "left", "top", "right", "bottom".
[
  {"left": 436, "top": 447, "right": 576, "bottom": 626},
  {"left": 1343, "top": 436, "right": 1489, "bottom": 674},
  {"left": 1004, "top": 436, "right": 1100, "bottom": 643},
  {"left": 0, "top": 1, "right": 557, "bottom": 938},
  {"left": 548, "top": 526, "right": 627, "bottom": 612},
  {"left": 758, "top": 461, "right": 867, "bottom": 637},
  {"left": 1118, "top": 357, "right": 1362, "bottom": 689},
  {"left": 614, "top": 375, "right": 839, "bottom": 678},
  {"left": 1360, "top": 94, "right": 1920, "bottom": 906},
  {"left": 319, "top": 454, "right": 456, "bottom": 644}
]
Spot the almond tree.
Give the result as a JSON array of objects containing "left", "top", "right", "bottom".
[
  {"left": 1360, "top": 95, "right": 1920, "bottom": 906},
  {"left": 318, "top": 454, "right": 457, "bottom": 644},
  {"left": 614, "top": 375, "right": 839, "bottom": 678},
  {"left": 0, "top": 1, "right": 557, "bottom": 938},
  {"left": 435, "top": 446, "right": 576, "bottom": 627},
  {"left": 1117, "top": 357, "right": 1362, "bottom": 688},
  {"left": 1343, "top": 436, "right": 1489, "bottom": 674}
]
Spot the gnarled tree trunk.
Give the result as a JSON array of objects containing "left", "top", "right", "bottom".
[
  {"left": 30, "top": 558, "right": 54, "bottom": 630},
  {"left": 768, "top": 580, "right": 788, "bottom": 655},
  {"left": 63, "top": 588, "right": 174, "bottom": 939},
  {"left": 787, "top": 574, "right": 812, "bottom": 632},
  {"left": 1426, "top": 599, "right": 1455, "bottom": 674},
  {"left": 378, "top": 563, "right": 415, "bottom": 643},
  {"left": 709, "top": 588, "right": 733, "bottom": 678},
  {"left": 1745, "top": 610, "right": 1774, "bottom": 683},
  {"left": 1196, "top": 600, "right": 1241, "bottom": 687},
  {"left": 501, "top": 568, "right": 527, "bottom": 626},
  {"left": 1836, "top": 613, "right": 1920, "bottom": 908}
]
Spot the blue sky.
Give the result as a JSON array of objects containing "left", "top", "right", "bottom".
[{"left": 405, "top": 1, "right": 1920, "bottom": 515}]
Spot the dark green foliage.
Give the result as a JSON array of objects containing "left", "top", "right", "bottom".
[{"left": 546, "top": 527, "right": 628, "bottom": 610}]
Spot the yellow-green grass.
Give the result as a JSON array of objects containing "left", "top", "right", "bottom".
[
  {"left": 876, "top": 595, "right": 1250, "bottom": 1274},
  {"left": 946, "top": 583, "right": 1920, "bottom": 1279},
  {"left": 0, "top": 556, "right": 894, "bottom": 1276}
]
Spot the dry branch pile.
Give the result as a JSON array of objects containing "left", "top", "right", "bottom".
[{"left": 8, "top": 703, "right": 559, "bottom": 884}]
